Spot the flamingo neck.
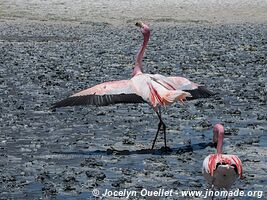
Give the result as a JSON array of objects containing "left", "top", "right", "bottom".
[
  {"left": 216, "top": 136, "right": 223, "bottom": 154},
  {"left": 132, "top": 30, "right": 150, "bottom": 76},
  {"left": 213, "top": 124, "right": 224, "bottom": 154}
]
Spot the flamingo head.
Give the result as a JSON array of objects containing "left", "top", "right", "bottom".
[
  {"left": 213, "top": 123, "right": 224, "bottom": 154},
  {"left": 135, "top": 21, "right": 150, "bottom": 36}
]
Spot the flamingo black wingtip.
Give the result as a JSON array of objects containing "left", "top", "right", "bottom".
[{"left": 184, "top": 86, "right": 216, "bottom": 100}]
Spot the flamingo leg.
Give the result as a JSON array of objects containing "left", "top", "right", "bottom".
[
  {"left": 151, "top": 107, "right": 167, "bottom": 149},
  {"left": 211, "top": 184, "right": 215, "bottom": 200},
  {"left": 151, "top": 120, "right": 162, "bottom": 149},
  {"left": 162, "top": 119, "right": 167, "bottom": 148},
  {"left": 225, "top": 190, "right": 229, "bottom": 200}
]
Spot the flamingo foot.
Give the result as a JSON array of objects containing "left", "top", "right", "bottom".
[{"left": 159, "top": 146, "right": 172, "bottom": 153}]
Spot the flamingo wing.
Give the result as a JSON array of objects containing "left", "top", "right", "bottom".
[
  {"left": 52, "top": 80, "right": 146, "bottom": 108},
  {"left": 168, "top": 76, "right": 214, "bottom": 100},
  {"left": 203, "top": 154, "right": 243, "bottom": 178}
]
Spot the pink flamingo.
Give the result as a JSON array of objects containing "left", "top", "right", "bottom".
[
  {"left": 53, "top": 21, "right": 214, "bottom": 149},
  {"left": 202, "top": 124, "right": 243, "bottom": 191}
]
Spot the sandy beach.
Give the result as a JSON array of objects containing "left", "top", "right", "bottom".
[{"left": 0, "top": 0, "right": 266, "bottom": 199}]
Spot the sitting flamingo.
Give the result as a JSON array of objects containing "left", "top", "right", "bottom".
[
  {"left": 202, "top": 124, "right": 243, "bottom": 191},
  {"left": 53, "top": 21, "right": 214, "bottom": 149}
]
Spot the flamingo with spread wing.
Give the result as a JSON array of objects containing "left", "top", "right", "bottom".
[{"left": 53, "top": 22, "right": 214, "bottom": 149}]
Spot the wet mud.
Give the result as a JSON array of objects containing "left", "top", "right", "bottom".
[{"left": 0, "top": 20, "right": 266, "bottom": 199}]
